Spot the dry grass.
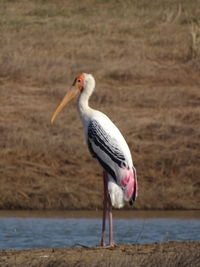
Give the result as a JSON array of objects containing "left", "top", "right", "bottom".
[{"left": 0, "top": 0, "right": 200, "bottom": 210}]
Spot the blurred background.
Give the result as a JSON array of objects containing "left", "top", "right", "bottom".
[{"left": 0, "top": 0, "right": 199, "bottom": 210}]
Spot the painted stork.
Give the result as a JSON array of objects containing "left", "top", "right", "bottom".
[{"left": 51, "top": 73, "right": 138, "bottom": 247}]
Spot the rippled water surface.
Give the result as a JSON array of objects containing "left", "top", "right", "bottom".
[{"left": 0, "top": 210, "right": 199, "bottom": 250}]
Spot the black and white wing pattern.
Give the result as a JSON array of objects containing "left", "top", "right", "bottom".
[{"left": 87, "top": 119, "right": 128, "bottom": 182}]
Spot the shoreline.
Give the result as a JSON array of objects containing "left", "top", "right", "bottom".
[
  {"left": 0, "top": 209, "right": 200, "bottom": 219},
  {"left": 1, "top": 241, "right": 200, "bottom": 267}
]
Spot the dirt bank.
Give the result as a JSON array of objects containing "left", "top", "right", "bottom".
[{"left": 0, "top": 242, "right": 200, "bottom": 267}]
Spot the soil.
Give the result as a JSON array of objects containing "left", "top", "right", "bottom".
[{"left": 0, "top": 242, "right": 200, "bottom": 267}]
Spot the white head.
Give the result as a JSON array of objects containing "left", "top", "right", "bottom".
[
  {"left": 51, "top": 73, "right": 95, "bottom": 123},
  {"left": 80, "top": 73, "right": 95, "bottom": 91}
]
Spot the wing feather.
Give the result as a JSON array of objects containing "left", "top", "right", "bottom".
[
  {"left": 87, "top": 118, "right": 137, "bottom": 205},
  {"left": 88, "top": 120, "right": 127, "bottom": 179}
]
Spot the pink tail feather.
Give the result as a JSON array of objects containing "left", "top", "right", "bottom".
[{"left": 120, "top": 168, "right": 138, "bottom": 202}]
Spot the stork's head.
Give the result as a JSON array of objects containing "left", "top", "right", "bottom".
[
  {"left": 51, "top": 73, "right": 95, "bottom": 123},
  {"left": 72, "top": 73, "right": 95, "bottom": 92}
]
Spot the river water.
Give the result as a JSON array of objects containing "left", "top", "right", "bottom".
[{"left": 0, "top": 210, "right": 199, "bottom": 250}]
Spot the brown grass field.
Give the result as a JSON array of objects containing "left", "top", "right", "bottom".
[{"left": 0, "top": 0, "right": 200, "bottom": 210}]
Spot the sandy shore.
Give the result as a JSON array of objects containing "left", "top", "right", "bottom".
[{"left": 0, "top": 241, "right": 200, "bottom": 267}]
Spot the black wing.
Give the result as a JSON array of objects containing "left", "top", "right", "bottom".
[{"left": 87, "top": 120, "right": 127, "bottom": 181}]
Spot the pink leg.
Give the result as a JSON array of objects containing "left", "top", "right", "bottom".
[
  {"left": 108, "top": 195, "right": 114, "bottom": 246},
  {"left": 101, "top": 171, "right": 108, "bottom": 247}
]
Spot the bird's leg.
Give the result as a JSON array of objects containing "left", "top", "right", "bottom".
[
  {"left": 101, "top": 171, "right": 108, "bottom": 247},
  {"left": 108, "top": 194, "right": 115, "bottom": 247}
]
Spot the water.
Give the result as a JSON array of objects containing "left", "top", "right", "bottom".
[{"left": 0, "top": 210, "right": 200, "bottom": 250}]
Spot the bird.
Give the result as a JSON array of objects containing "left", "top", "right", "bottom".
[{"left": 51, "top": 73, "right": 138, "bottom": 247}]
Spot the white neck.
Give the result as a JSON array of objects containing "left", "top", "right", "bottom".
[
  {"left": 77, "top": 90, "right": 90, "bottom": 115},
  {"left": 77, "top": 74, "right": 95, "bottom": 122}
]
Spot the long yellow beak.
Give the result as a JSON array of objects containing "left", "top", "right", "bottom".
[{"left": 51, "top": 87, "right": 79, "bottom": 123}]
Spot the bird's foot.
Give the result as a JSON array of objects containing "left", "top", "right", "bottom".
[
  {"left": 108, "top": 242, "right": 116, "bottom": 248},
  {"left": 100, "top": 241, "right": 116, "bottom": 248}
]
